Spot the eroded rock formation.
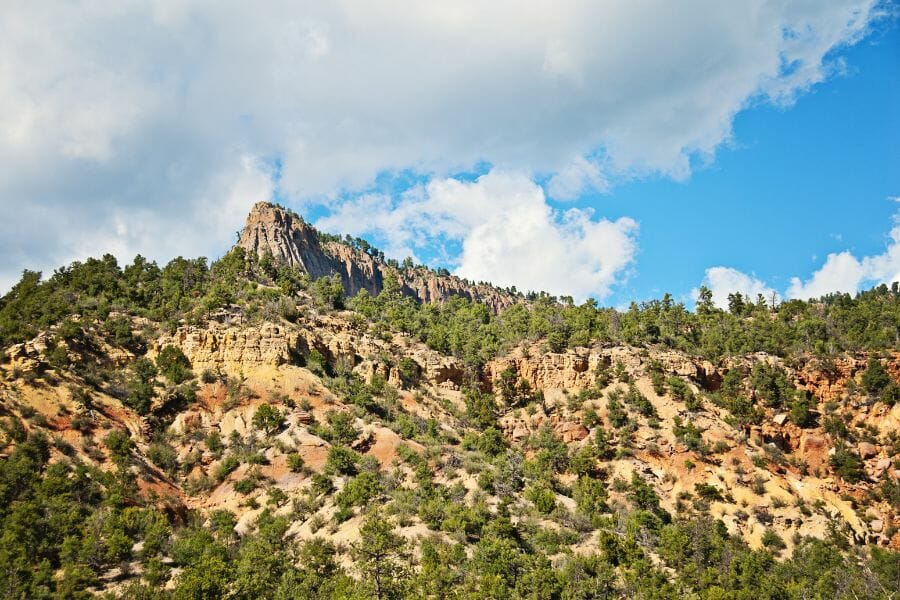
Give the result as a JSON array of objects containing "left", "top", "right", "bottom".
[{"left": 237, "top": 202, "right": 518, "bottom": 311}]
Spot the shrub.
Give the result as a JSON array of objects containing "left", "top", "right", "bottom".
[
  {"left": 582, "top": 408, "right": 600, "bottom": 429},
  {"left": 761, "top": 528, "right": 786, "bottom": 551},
  {"left": 147, "top": 442, "right": 178, "bottom": 475},
  {"left": 336, "top": 471, "right": 382, "bottom": 509},
  {"left": 573, "top": 476, "right": 607, "bottom": 517},
  {"left": 830, "top": 443, "right": 864, "bottom": 483},
  {"left": 214, "top": 455, "right": 240, "bottom": 481},
  {"left": 234, "top": 476, "right": 258, "bottom": 495},
  {"left": 325, "top": 445, "right": 359, "bottom": 476},
  {"left": 156, "top": 345, "right": 192, "bottom": 384},
  {"left": 252, "top": 403, "right": 283, "bottom": 434},
  {"left": 862, "top": 358, "right": 890, "bottom": 396},
  {"left": 694, "top": 483, "right": 723, "bottom": 502},
  {"left": 206, "top": 430, "right": 223, "bottom": 454},
  {"left": 320, "top": 410, "right": 359, "bottom": 445},
  {"left": 476, "top": 427, "right": 507, "bottom": 457},
  {"left": 788, "top": 396, "right": 814, "bottom": 427},
  {"left": 525, "top": 483, "right": 557, "bottom": 514},
  {"left": 125, "top": 357, "right": 158, "bottom": 414},
  {"left": 104, "top": 429, "right": 134, "bottom": 463},
  {"left": 287, "top": 452, "right": 306, "bottom": 473}
]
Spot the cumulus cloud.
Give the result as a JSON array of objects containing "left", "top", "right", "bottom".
[
  {"left": 0, "top": 0, "right": 884, "bottom": 292},
  {"left": 693, "top": 267, "right": 778, "bottom": 309},
  {"left": 546, "top": 157, "right": 609, "bottom": 201},
  {"left": 318, "top": 170, "right": 638, "bottom": 300},
  {"left": 787, "top": 215, "right": 900, "bottom": 299},
  {"left": 697, "top": 211, "right": 900, "bottom": 307},
  {"left": 787, "top": 252, "right": 865, "bottom": 299}
]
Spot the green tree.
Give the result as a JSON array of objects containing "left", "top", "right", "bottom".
[
  {"left": 126, "top": 358, "right": 158, "bottom": 414},
  {"left": 352, "top": 515, "right": 409, "bottom": 599},
  {"left": 156, "top": 346, "right": 192, "bottom": 384},
  {"left": 862, "top": 357, "right": 890, "bottom": 393},
  {"left": 252, "top": 403, "right": 283, "bottom": 434}
]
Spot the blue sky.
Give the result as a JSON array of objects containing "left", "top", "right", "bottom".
[
  {"left": 1, "top": 2, "right": 896, "bottom": 308},
  {"left": 592, "top": 22, "right": 899, "bottom": 306}
]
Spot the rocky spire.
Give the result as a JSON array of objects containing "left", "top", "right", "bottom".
[{"left": 237, "top": 202, "right": 333, "bottom": 277}]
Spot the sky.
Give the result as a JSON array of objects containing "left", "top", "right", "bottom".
[{"left": 0, "top": 1, "right": 897, "bottom": 309}]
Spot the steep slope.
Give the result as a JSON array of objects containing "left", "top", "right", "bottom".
[
  {"left": 238, "top": 201, "right": 518, "bottom": 311},
  {"left": 7, "top": 305, "right": 897, "bottom": 555}
]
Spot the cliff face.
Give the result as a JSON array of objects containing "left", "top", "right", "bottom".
[{"left": 237, "top": 202, "right": 517, "bottom": 311}]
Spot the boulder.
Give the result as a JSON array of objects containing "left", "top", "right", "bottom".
[{"left": 858, "top": 442, "right": 878, "bottom": 460}]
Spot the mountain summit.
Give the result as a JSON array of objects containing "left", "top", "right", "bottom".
[{"left": 238, "top": 201, "right": 518, "bottom": 310}]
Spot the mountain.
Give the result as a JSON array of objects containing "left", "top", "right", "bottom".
[
  {"left": 0, "top": 202, "right": 898, "bottom": 598},
  {"left": 238, "top": 201, "right": 518, "bottom": 311}
]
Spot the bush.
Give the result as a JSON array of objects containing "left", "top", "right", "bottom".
[
  {"left": 156, "top": 346, "right": 192, "bottom": 384},
  {"left": 582, "top": 408, "right": 600, "bottom": 429},
  {"left": 306, "top": 349, "right": 329, "bottom": 376},
  {"left": 750, "top": 363, "right": 795, "bottom": 408},
  {"left": 829, "top": 444, "right": 864, "bottom": 483},
  {"left": 326, "top": 445, "right": 359, "bottom": 476},
  {"left": 761, "top": 528, "right": 786, "bottom": 551},
  {"left": 125, "top": 357, "right": 158, "bottom": 414},
  {"left": 214, "top": 455, "right": 240, "bottom": 481},
  {"left": 573, "top": 476, "right": 607, "bottom": 517},
  {"left": 525, "top": 483, "right": 557, "bottom": 514},
  {"left": 862, "top": 358, "right": 890, "bottom": 397},
  {"left": 104, "top": 429, "right": 134, "bottom": 463},
  {"left": 287, "top": 452, "right": 305, "bottom": 473},
  {"left": 320, "top": 410, "right": 359, "bottom": 445},
  {"left": 234, "top": 476, "right": 258, "bottom": 494},
  {"left": 694, "top": 483, "right": 723, "bottom": 502},
  {"left": 336, "top": 471, "right": 382, "bottom": 509},
  {"left": 148, "top": 442, "right": 178, "bottom": 475},
  {"left": 476, "top": 427, "right": 507, "bottom": 457},
  {"left": 206, "top": 430, "right": 223, "bottom": 454},
  {"left": 252, "top": 403, "right": 283, "bottom": 434},
  {"left": 788, "top": 396, "right": 814, "bottom": 427},
  {"left": 311, "top": 472, "right": 334, "bottom": 496}
]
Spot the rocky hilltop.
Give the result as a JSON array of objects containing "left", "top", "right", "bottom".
[{"left": 238, "top": 202, "right": 517, "bottom": 311}]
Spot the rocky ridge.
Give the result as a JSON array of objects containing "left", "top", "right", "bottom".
[{"left": 238, "top": 202, "right": 518, "bottom": 311}]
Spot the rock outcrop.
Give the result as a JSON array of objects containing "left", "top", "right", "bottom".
[{"left": 237, "top": 202, "right": 518, "bottom": 311}]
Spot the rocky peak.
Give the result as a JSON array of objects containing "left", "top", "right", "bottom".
[
  {"left": 236, "top": 202, "right": 519, "bottom": 311},
  {"left": 237, "top": 201, "right": 334, "bottom": 276}
]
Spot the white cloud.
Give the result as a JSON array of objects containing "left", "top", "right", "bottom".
[
  {"left": 787, "top": 214, "right": 900, "bottom": 299},
  {"left": 0, "top": 154, "right": 273, "bottom": 292},
  {"left": 317, "top": 170, "right": 638, "bottom": 300},
  {"left": 862, "top": 218, "right": 900, "bottom": 285},
  {"left": 697, "top": 212, "right": 900, "bottom": 306},
  {"left": 546, "top": 156, "right": 609, "bottom": 200},
  {"left": 0, "top": 0, "right": 884, "bottom": 290},
  {"left": 787, "top": 251, "right": 865, "bottom": 299},
  {"left": 694, "top": 266, "right": 778, "bottom": 309}
]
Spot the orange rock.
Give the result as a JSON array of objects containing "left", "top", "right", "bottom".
[
  {"left": 556, "top": 421, "right": 589, "bottom": 443},
  {"left": 858, "top": 442, "right": 878, "bottom": 460}
]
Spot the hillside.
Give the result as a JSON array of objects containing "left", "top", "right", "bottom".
[{"left": 0, "top": 203, "right": 899, "bottom": 599}]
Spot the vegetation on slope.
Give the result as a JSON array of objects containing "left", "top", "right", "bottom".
[
  {"left": 1, "top": 243, "right": 899, "bottom": 599},
  {"left": 2, "top": 249, "right": 899, "bottom": 366}
]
